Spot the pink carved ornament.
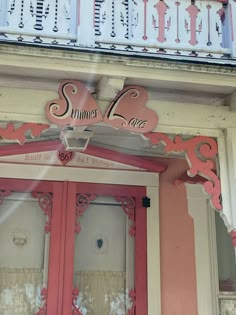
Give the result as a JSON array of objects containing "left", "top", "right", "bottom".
[
  {"left": 127, "top": 289, "right": 136, "bottom": 315},
  {"left": 72, "top": 288, "right": 83, "bottom": 315},
  {"left": 75, "top": 193, "right": 97, "bottom": 234},
  {"left": 35, "top": 287, "right": 47, "bottom": 315},
  {"left": 145, "top": 133, "right": 222, "bottom": 211},
  {"left": 175, "top": 173, "right": 207, "bottom": 186},
  {"left": 46, "top": 80, "right": 103, "bottom": 126},
  {"left": 104, "top": 86, "right": 158, "bottom": 133},
  {"left": 0, "top": 123, "right": 49, "bottom": 144},
  {"left": 185, "top": 4, "right": 200, "bottom": 46},
  {"left": 115, "top": 196, "right": 136, "bottom": 237},
  {"left": 32, "top": 192, "right": 52, "bottom": 233},
  {"left": 154, "top": 0, "right": 170, "bottom": 43}
]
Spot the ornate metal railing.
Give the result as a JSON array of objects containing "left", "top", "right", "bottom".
[{"left": 0, "top": 0, "right": 235, "bottom": 60}]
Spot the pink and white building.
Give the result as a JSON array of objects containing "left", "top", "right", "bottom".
[{"left": 0, "top": 1, "right": 236, "bottom": 314}]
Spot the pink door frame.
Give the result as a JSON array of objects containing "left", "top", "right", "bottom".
[{"left": 0, "top": 179, "right": 148, "bottom": 315}]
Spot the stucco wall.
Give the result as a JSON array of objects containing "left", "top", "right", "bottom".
[{"left": 159, "top": 158, "right": 198, "bottom": 315}]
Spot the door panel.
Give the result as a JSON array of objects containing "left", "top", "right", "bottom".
[
  {"left": 0, "top": 179, "right": 147, "bottom": 315},
  {"left": 63, "top": 182, "right": 147, "bottom": 315},
  {"left": 0, "top": 179, "right": 63, "bottom": 315},
  {"left": 74, "top": 196, "right": 132, "bottom": 315}
]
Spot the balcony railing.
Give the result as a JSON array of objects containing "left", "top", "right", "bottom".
[{"left": 0, "top": 0, "right": 235, "bottom": 61}]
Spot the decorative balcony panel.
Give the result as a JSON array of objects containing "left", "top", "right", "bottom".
[
  {"left": 94, "top": 0, "right": 229, "bottom": 58},
  {"left": 0, "top": 0, "right": 233, "bottom": 60},
  {"left": 0, "top": 0, "right": 77, "bottom": 44}
]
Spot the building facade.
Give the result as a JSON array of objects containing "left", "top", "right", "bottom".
[{"left": 0, "top": 0, "right": 236, "bottom": 314}]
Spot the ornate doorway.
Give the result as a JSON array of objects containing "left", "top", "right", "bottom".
[{"left": 0, "top": 179, "right": 148, "bottom": 315}]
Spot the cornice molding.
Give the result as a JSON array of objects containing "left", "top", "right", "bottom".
[{"left": 0, "top": 44, "right": 236, "bottom": 77}]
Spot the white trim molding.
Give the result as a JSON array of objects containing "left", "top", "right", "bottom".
[{"left": 186, "top": 184, "right": 219, "bottom": 315}]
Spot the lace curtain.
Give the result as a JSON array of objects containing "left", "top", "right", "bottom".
[
  {"left": 0, "top": 269, "right": 130, "bottom": 315},
  {"left": 74, "top": 271, "right": 131, "bottom": 315},
  {"left": 0, "top": 268, "right": 43, "bottom": 315}
]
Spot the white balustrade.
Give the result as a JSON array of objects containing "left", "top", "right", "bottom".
[
  {"left": 0, "top": 0, "right": 77, "bottom": 44},
  {"left": 93, "top": 0, "right": 230, "bottom": 58},
  {"left": 228, "top": 0, "right": 236, "bottom": 58},
  {"left": 0, "top": 0, "right": 233, "bottom": 59}
]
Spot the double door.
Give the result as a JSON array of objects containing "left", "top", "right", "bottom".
[{"left": 0, "top": 179, "right": 147, "bottom": 315}]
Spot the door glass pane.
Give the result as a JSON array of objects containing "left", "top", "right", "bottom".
[
  {"left": 73, "top": 195, "right": 135, "bottom": 315},
  {"left": 0, "top": 192, "right": 50, "bottom": 315},
  {"left": 216, "top": 213, "right": 236, "bottom": 292}
]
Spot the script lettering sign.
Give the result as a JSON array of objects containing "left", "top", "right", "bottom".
[
  {"left": 104, "top": 86, "right": 158, "bottom": 133},
  {"left": 46, "top": 81, "right": 158, "bottom": 133},
  {"left": 46, "top": 80, "right": 103, "bottom": 126}
]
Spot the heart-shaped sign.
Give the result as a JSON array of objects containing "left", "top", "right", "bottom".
[
  {"left": 46, "top": 80, "right": 103, "bottom": 126},
  {"left": 57, "top": 150, "right": 74, "bottom": 165},
  {"left": 103, "top": 86, "right": 158, "bottom": 133}
]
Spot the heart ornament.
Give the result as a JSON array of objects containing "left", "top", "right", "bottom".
[
  {"left": 103, "top": 86, "right": 158, "bottom": 133},
  {"left": 57, "top": 150, "right": 74, "bottom": 166},
  {"left": 46, "top": 80, "right": 103, "bottom": 127}
]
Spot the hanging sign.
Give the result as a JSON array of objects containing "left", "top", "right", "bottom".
[
  {"left": 46, "top": 80, "right": 103, "bottom": 126},
  {"left": 46, "top": 80, "right": 158, "bottom": 133},
  {"left": 103, "top": 85, "right": 158, "bottom": 133}
]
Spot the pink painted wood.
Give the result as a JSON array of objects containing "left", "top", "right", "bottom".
[
  {"left": 154, "top": 0, "right": 169, "bottom": 43},
  {"left": 104, "top": 86, "right": 158, "bottom": 133},
  {"left": 0, "top": 179, "right": 148, "bottom": 314},
  {"left": 46, "top": 80, "right": 103, "bottom": 127},
  {"left": 186, "top": 4, "right": 200, "bottom": 46},
  {"left": 57, "top": 150, "right": 74, "bottom": 165},
  {"left": 62, "top": 182, "right": 148, "bottom": 315},
  {"left": 145, "top": 132, "right": 222, "bottom": 210},
  {"left": 0, "top": 123, "right": 49, "bottom": 144},
  {"left": 135, "top": 187, "right": 147, "bottom": 315},
  {"left": 143, "top": 0, "right": 148, "bottom": 40},
  {"left": 0, "top": 179, "right": 62, "bottom": 315},
  {"left": 175, "top": 172, "right": 207, "bottom": 186},
  {"left": 47, "top": 182, "right": 64, "bottom": 315},
  {"left": 0, "top": 140, "right": 167, "bottom": 173},
  {"left": 57, "top": 182, "right": 69, "bottom": 315},
  {"left": 85, "top": 144, "right": 167, "bottom": 173}
]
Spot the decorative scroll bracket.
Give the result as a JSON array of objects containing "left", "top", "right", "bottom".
[
  {"left": 75, "top": 193, "right": 97, "bottom": 234},
  {"left": 145, "top": 132, "right": 222, "bottom": 211},
  {"left": 115, "top": 196, "right": 136, "bottom": 237},
  {"left": 72, "top": 288, "right": 83, "bottom": 315},
  {"left": 32, "top": 192, "right": 52, "bottom": 233},
  {"left": 0, "top": 123, "right": 49, "bottom": 144},
  {"left": 127, "top": 289, "right": 136, "bottom": 315}
]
